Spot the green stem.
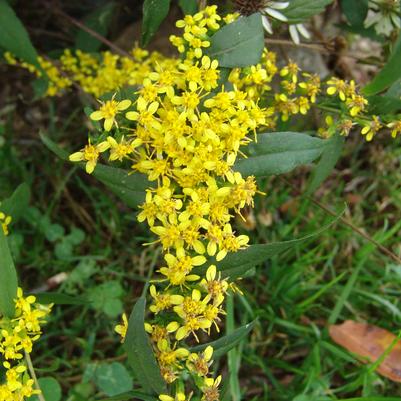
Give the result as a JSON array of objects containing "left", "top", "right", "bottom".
[{"left": 25, "top": 350, "right": 46, "bottom": 401}]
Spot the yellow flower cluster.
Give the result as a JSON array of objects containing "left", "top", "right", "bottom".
[
  {"left": 4, "top": 13, "right": 401, "bottom": 142},
  {"left": 72, "top": 6, "right": 263, "bottom": 400},
  {"left": 0, "top": 212, "right": 11, "bottom": 236},
  {"left": 5, "top": 46, "right": 180, "bottom": 98},
  {"left": 229, "top": 58, "right": 401, "bottom": 142},
  {"left": 0, "top": 288, "right": 52, "bottom": 401}
]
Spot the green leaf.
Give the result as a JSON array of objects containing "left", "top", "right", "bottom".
[
  {"left": 340, "top": 0, "right": 369, "bottom": 27},
  {"left": 282, "top": 0, "right": 333, "bottom": 23},
  {"left": 92, "top": 164, "right": 148, "bottom": 207},
  {"left": 75, "top": 2, "right": 116, "bottom": 52},
  {"left": 1, "top": 183, "right": 31, "bottom": 223},
  {"left": 34, "top": 292, "right": 88, "bottom": 305},
  {"left": 367, "top": 94, "right": 401, "bottom": 114},
  {"left": 206, "top": 13, "right": 264, "bottom": 68},
  {"left": 363, "top": 33, "right": 401, "bottom": 95},
  {"left": 307, "top": 134, "right": 344, "bottom": 194},
  {"left": 94, "top": 362, "right": 133, "bottom": 397},
  {"left": 0, "top": 0, "right": 42, "bottom": 71},
  {"left": 40, "top": 134, "right": 149, "bottom": 208},
  {"left": 124, "top": 297, "right": 166, "bottom": 395},
  {"left": 31, "top": 377, "right": 62, "bottom": 401},
  {"left": 88, "top": 281, "right": 123, "bottom": 317},
  {"left": 191, "top": 320, "right": 256, "bottom": 358},
  {"left": 386, "top": 78, "right": 401, "bottom": 97},
  {"left": 98, "top": 391, "right": 158, "bottom": 401},
  {"left": 215, "top": 211, "right": 343, "bottom": 278},
  {"left": 234, "top": 132, "right": 326, "bottom": 177},
  {"left": 178, "top": 0, "right": 197, "bottom": 15},
  {"left": 141, "top": 0, "right": 171, "bottom": 46},
  {"left": 0, "top": 228, "right": 18, "bottom": 318}
]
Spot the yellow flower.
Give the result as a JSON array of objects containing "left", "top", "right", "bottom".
[
  {"left": 69, "top": 140, "right": 110, "bottom": 174},
  {"left": 107, "top": 136, "right": 142, "bottom": 162},
  {"left": 149, "top": 285, "right": 184, "bottom": 314},
  {"left": 387, "top": 120, "right": 401, "bottom": 138},
  {"left": 187, "top": 345, "right": 214, "bottom": 376},
  {"left": 159, "top": 392, "right": 187, "bottom": 401},
  {"left": 201, "top": 375, "right": 222, "bottom": 401},
  {"left": 0, "top": 212, "right": 12, "bottom": 236},
  {"left": 115, "top": 313, "right": 128, "bottom": 342},
  {"left": 361, "top": 115, "right": 382, "bottom": 141},
  {"left": 90, "top": 98, "right": 131, "bottom": 131}
]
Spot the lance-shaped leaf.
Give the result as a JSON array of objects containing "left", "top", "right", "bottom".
[
  {"left": 124, "top": 297, "right": 166, "bottom": 395},
  {"left": 0, "top": 183, "right": 30, "bottom": 223},
  {"left": 206, "top": 13, "right": 264, "bottom": 68},
  {"left": 191, "top": 320, "right": 256, "bottom": 358},
  {"left": 234, "top": 132, "right": 326, "bottom": 177},
  {"left": 40, "top": 134, "right": 149, "bottom": 208},
  {"left": 0, "top": 0, "right": 43, "bottom": 72},
  {"left": 0, "top": 228, "right": 18, "bottom": 318},
  {"left": 215, "top": 211, "right": 343, "bottom": 279},
  {"left": 141, "top": 0, "right": 171, "bottom": 46},
  {"left": 364, "top": 33, "right": 401, "bottom": 95},
  {"left": 75, "top": 2, "right": 116, "bottom": 52},
  {"left": 307, "top": 134, "right": 344, "bottom": 194},
  {"left": 282, "top": 0, "right": 333, "bottom": 23}
]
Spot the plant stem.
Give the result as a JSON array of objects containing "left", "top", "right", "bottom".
[{"left": 25, "top": 350, "right": 46, "bottom": 401}]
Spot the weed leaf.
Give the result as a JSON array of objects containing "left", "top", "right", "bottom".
[
  {"left": 215, "top": 210, "right": 344, "bottom": 278},
  {"left": 0, "top": 229, "right": 18, "bottom": 318},
  {"left": 364, "top": 33, "right": 401, "bottom": 95},
  {"left": 141, "top": 0, "right": 171, "bottom": 46},
  {"left": 307, "top": 134, "right": 344, "bottom": 194},
  {"left": 0, "top": 183, "right": 30, "bottom": 223},
  {"left": 75, "top": 2, "right": 116, "bottom": 52},
  {"left": 191, "top": 320, "right": 256, "bottom": 358},
  {"left": 0, "top": 0, "right": 43, "bottom": 72},
  {"left": 234, "top": 132, "right": 326, "bottom": 177},
  {"left": 282, "top": 0, "right": 333, "bottom": 23},
  {"left": 207, "top": 13, "right": 264, "bottom": 68},
  {"left": 124, "top": 297, "right": 166, "bottom": 395}
]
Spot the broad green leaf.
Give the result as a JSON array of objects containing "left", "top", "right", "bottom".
[
  {"left": 215, "top": 211, "right": 343, "bottom": 278},
  {"left": 40, "top": 134, "right": 149, "bottom": 208},
  {"left": 386, "top": 78, "right": 401, "bottom": 97},
  {"left": 191, "top": 320, "right": 256, "bottom": 358},
  {"left": 340, "top": 0, "right": 369, "bottom": 27},
  {"left": 124, "top": 297, "right": 166, "bottom": 395},
  {"left": 364, "top": 33, "right": 401, "bottom": 95},
  {"left": 0, "top": 182, "right": 30, "bottom": 223},
  {"left": 34, "top": 292, "right": 88, "bottom": 305},
  {"left": 234, "top": 132, "right": 326, "bottom": 177},
  {"left": 282, "top": 0, "right": 333, "bottom": 23},
  {"left": 367, "top": 94, "right": 401, "bottom": 114},
  {"left": 98, "top": 391, "right": 158, "bottom": 401},
  {"left": 206, "top": 13, "right": 264, "bottom": 68},
  {"left": 141, "top": 0, "right": 171, "bottom": 46},
  {"left": 0, "top": 229, "right": 18, "bottom": 318},
  {"left": 94, "top": 362, "right": 133, "bottom": 397},
  {"left": 76, "top": 2, "right": 116, "bottom": 52},
  {"left": 307, "top": 134, "right": 344, "bottom": 194},
  {"left": 178, "top": 0, "right": 197, "bottom": 15},
  {"left": 0, "top": 0, "right": 42, "bottom": 71},
  {"left": 31, "top": 377, "right": 62, "bottom": 401},
  {"left": 92, "top": 164, "right": 148, "bottom": 207}
]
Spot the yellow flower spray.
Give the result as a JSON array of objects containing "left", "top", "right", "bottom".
[{"left": 0, "top": 288, "right": 52, "bottom": 401}]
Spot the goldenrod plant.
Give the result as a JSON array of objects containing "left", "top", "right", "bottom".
[{"left": 1, "top": 0, "right": 401, "bottom": 400}]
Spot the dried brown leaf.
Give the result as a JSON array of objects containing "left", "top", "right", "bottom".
[{"left": 329, "top": 320, "right": 401, "bottom": 382}]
